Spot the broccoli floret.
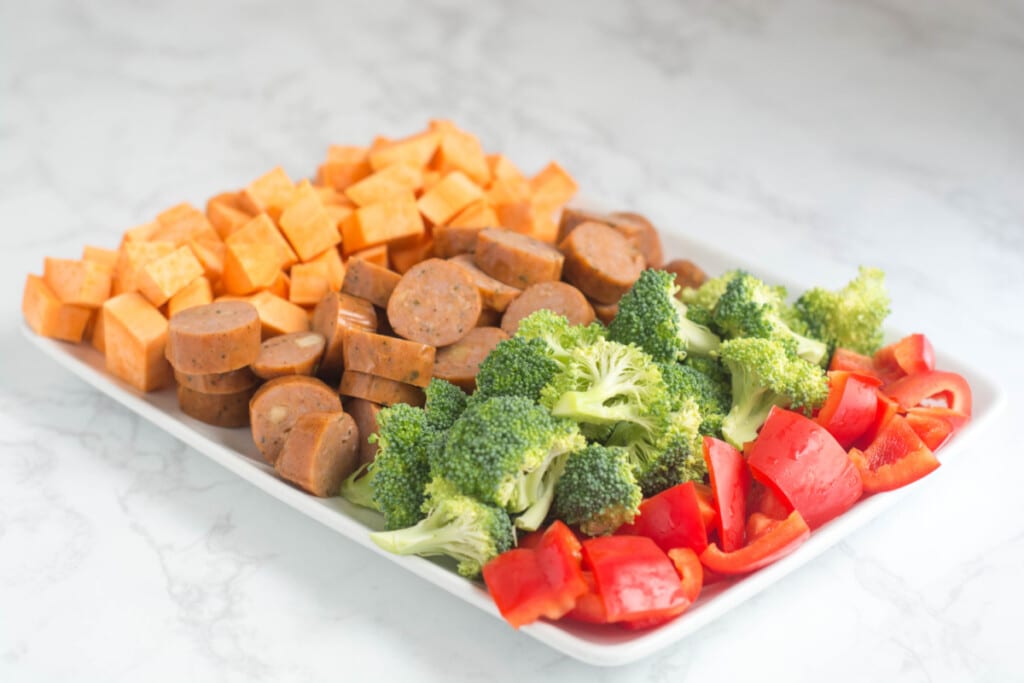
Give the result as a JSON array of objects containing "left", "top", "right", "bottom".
[
  {"left": 541, "top": 338, "right": 672, "bottom": 433},
  {"left": 553, "top": 445, "right": 642, "bottom": 536},
  {"left": 608, "top": 269, "right": 721, "bottom": 363},
  {"left": 339, "top": 403, "right": 432, "bottom": 530},
  {"left": 423, "top": 378, "right": 468, "bottom": 431},
  {"left": 794, "top": 266, "right": 891, "bottom": 356},
  {"left": 369, "top": 479, "right": 515, "bottom": 577},
  {"left": 718, "top": 338, "right": 829, "bottom": 449},
  {"left": 474, "top": 335, "right": 561, "bottom": 402},
  {"left": 659, "top": 360, "right": 731, "bottom": 437},
  {"left": 712, "top": 272, "right": 828, "bottom": 366},
  {"left": 515, "top": 309, "right": 606, "bottom": 365},
  {"left": 435, "top": 396, "right": 585, "bottom": 531},
  {"left": 680, "top": 270, "right": 740, "bottom": 311}
]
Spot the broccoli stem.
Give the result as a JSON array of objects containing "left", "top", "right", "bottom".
[
  {"left": 550, "top": 391, "right": 656, "bottom": 427},
  {"left": 679, "top": 316, "right": 722, "bottom": 358},
  {"left": 512, "top": 455, "right": 570, "bottom": 531},
  {"left": 721, "top": 386, "right": 780, "bottom": 449},
  {"left": 339, "top": 465, "right": 378, "bottom": 510}
]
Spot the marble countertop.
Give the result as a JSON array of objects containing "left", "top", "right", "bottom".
[{"left": 3, "top": 0, "right": 1022, "bottom": 680}]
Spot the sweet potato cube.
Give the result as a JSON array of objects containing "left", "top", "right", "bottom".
[
  {"left": 368, "top": 130, "right": 440, "bottom": 171},
  {"left": 434, "top": 127, "right": 491, "bottom": 186},
  {"left": 239, "top": 167, "right": 297, "bottom": 220},
  {"left": 529, "top": 162, "right": 578, "bottom": 211},
  {"left": 207, "top": 201, "right": 252, "bottom": 240},
  {"left": 90, "top": 306, "right": 106, "bottom": 353},
  {"left": 205, "top": 191, "right": 244, "bottom": 214},
  {"left": 267, "top": 271, "right": 290, "bottom": 300},
  {"left": 324, "top": 204, "right": 354, "bottom": 235},
  {"left": 121, "top": 222, "right": 158, "bottom": 245},
  {"left": 416, "top": 171, "right": 484, "bottom": 226},
  {"left": 153, "top": 203, "right": 219, "bottom": 245},
  {"left": 389, "top": 234, "right": 434, "bottom": 274},
  {"left": 44, "top": 257, "right": 112, "bottom": 308},
  {"left": 22, "top": 274, "right": 93, "bottom": 342},
  {"left": 102, "top": 292, "right": 172, "bottom": 392},
  {"left": 486, "top": 174, "right": 531, "bottom": 208},
  {"left": 486, "top": 154, "right": 527, "bottom": 185},
  {"left": 342, "top": 195, "right": 425, "bottom": 254},
  {"left": 308, "top": 246, "right": 345, "bottom": 291},
  {"left": 317, "top": 146, "right": 371, "bottom": 192},
  {"left": 187, "top": 237, "right": 225, "bottom": 283},
  {"left": 348, "top": 244, "right": 389, "bottom": 267},
  {"left": 289, "top": 262, "right": 331, "bottom": 306},
  {"left": 345, "top": 164, "right": 424, "bottom": 207},
  {"left": 448, "top": 200, "right": 498, "bottom": 229},
  {"left": 166, "top": 276, "right": 213, "bottom": 318},
  {"left": 222, "top": 241, "right": 280, "bottom": 295},
  {"left": 278, "top": 191, "right": 341, "bottom": 262},
  {"left": 136, "top": 246, "right": 204, "bottom": 307},
  {"left": 114, "top": 240, "right": 176, "bottom": 295},
  {"left": 227, "top": 213, "right": 298, "bottom": 270},
  {"left": 82, "top": 245, "right": 119, "bottom": 273},
  {"left": 250, "top": 290, "right": 309, "bottom": 338}
]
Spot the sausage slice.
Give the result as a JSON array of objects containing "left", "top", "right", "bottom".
[
  {"left": 341, "top": 258, "right": 401, "bottom": 309},
  {"left": 344, "top": 397, "right": 382, "bottom": 467},
  {"left": 473, "top": 228, "right": 564, "bottom": 288},
  {"left": 251, "top": 331, "right": 326, "bottom": 380},
  {"left": 177, "top": 384, "right": 255, "bottom": 428},
  {"left": 386, "top": 258, "right": 481, "bottom": 347},
  {"left": 342, "top": 328, "right": 435, "bottom": 387},
  {"left": 609, "top": 211, "right": 663, "bottom": 269},
  {"left": 433, "top": 326, "right": 508, "bottom": 392},
  {"left": 448, "top": 254, "right": 522, "bottom": 312},
  {"left": 275, "top": 411, "right": 360, "bottom": 497},
  {"left": 559, "top": 222, "right": 644, "bottom": 304},
  {"left": 663, "top": 258, "right": 708, "bottom": 290},
  {"left": 500, "top": 281, "right": 595, "bottom": 335},
  {"left": 249, "top": 375, "right": 342, "bottom": 464},
  {"left": 339, "top": 370, "right": 425, "bottom": 407},
  {"left": 166, "top": 301, "right": 261, "bottom": 374},
  {"left": 174, "top": 366, "right": 259, "bottom": 395},
  {"left": 433, "top": 224, "right": 485, "bottom": 258},
  {"left": 311, "top": 291, "right": 378, "bottom": 383},
  {"left": 591, "top": 299, "right": 619, "bottom": 326}
]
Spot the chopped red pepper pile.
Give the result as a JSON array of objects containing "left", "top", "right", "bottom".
[{"left": 482, "top": 333, "right": 972, "bottom": 631}]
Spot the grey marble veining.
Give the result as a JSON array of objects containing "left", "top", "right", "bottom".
[{"left": 2, "top": 0, "right": 1022, "bottom": 680}]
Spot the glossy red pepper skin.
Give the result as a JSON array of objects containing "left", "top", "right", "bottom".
[
  {"left": 565, "top": 571, "right": 608, "bottom": 624},
  {"left": 815, "top": 371, "right": 882, "bottom": 449},
  {"left": 703, "top": 436, "right": 751, "bottom": 552},
  {"left": 884, "top": 370, "right": 972, "bottom": 416},
  {"left": 853, "top": 391, "right": 901, "bottom": 450},
  {"left": 699, "top": 510, "right": 810, "bottom": 575},
  {"left": 482, "top": 521, "right": 587, "bottom": 629},
  {"left": 849, "top": 414, "right": 940, "bottom": 493},
  {"left": 621, "top": 548, "right": 704, "bottom": 630},
  {"left": 905, "top": 406, "right": 968, "bottom": 451},
  {"left": 582, "top": 536, "right": 689, "bottom": 623},
  {"left": 746, "top": 407, "right": 863, "bottom": 529},
  {"left": 749, "top": 481, "right": 792, "bottom": 520},
  {"left": 693, "top": 482, "right": 718, "bottom": 534},
  {"left": 874, "top": 333, "right": 935, "bottom": 379},
  {"left": 617, "top": 482, "right": 709, "bottom": 554},
  {"left": 829, "top": 348, "right": 880, "bottom": 380}
]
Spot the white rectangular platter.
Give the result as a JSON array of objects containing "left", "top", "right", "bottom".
[{"left": 20, "top": 232, "right": 1006, "bottom": 667}]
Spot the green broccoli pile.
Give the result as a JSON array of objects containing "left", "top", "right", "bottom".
[{"left": 341, "top": 265, "right": 890, "bottom": 577}]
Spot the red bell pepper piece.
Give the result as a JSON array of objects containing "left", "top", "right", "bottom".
[
  {"left": 582, "top": 536, "right": 689, "bottom": 623},
  {"left": 815, "top": 371, "right": 882, "bottom": 449},
  {"left": 699, "top": 510, "right": 810, "bottom": 576},
  {"left": 747, "top": 407, "right": 863, "bottom": 529},
  {"left": 853, "top": 390, "right": 900, "bottom": 450},
  {"left": 703, "top": 436, "right": 751, "bottom": 552},
  {"left": 874, "top": 333, "right": 935, "bottom": 379},
  {"left": 884, "top": 370, "right": 972, "bottom": 416},
  {"left": 617, "top": 482, "right": 709, "bottom": 554},
  {"left": 849, "top": 414, "right": 940, "bottom": 493},
  {"left": 621, "top": 548, "right": 704, "bottom": 630},
  {"left": 829, "top": 348, "right": 880, "bottom": 380},
  {"left": 482, "top": 521, "right": 588, "bottom": 629},
  {"left": 746, "top": 511, "right": 783, "bottom": 542},
  {"left": 693, "top": 482, "right": 718, "bottom": 534},
  {"left": 565, "top": 571, "right": 608, "bottom": 624},
  {"left": 905, "top": 406, "right": 969, "bottom": 451},
  {"left": 749, "top": 481, "right": 793, "bottom": 520}
]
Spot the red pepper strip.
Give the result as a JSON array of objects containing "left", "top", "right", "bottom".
[
  {"left": 816, "top": 371, "right": 882, "bottom": 449},
  {"left": 617, "top": 482, "right": 709, "bottom": 554},
  {"left": 884, "top": 370, "right": 972, "bottom": 417},
  {"left": 874, "top": 333, "right": 935, "bottom": 379},
  {"left": 853, "top": 391, "right": 900, "bottom": 450},
  {"left": 565, "top": 571, "right": 608, "bottom": 624},
  {"left": 582, "top": 536, "right": 689, "bottom": 623},
  {"left": 829, "top": 348, "right": 880, "bottom": 381},
  {"left": 693, "top": 482, "right": 718, "bottom": 534},
  {"left": 747, "top": 407, "right": 863, "bottom": 529},
  {"left": 749, "top": 481, "right": 792, "bottom": 520},
  {"left": 746, "top": 512, "right": 782, "bottom": 542},
  {"left": 621, "top": 548, "right": 704, "bottom": 630},
  {"left": 516, "top": 529, "right": 544, "bottom": 550},
  {"left": 482, "top": 521, "right": 587, "bottom": 629},
  {"left": 703, "top": 436, "right": 750, "bottom": 552},
  {"left": 905, "top": 406, "right": 967, "bottom": 451},
  {"left": 699, "top": 510, "right": 810, "bottom": 576},
  {"left": 849, "top": 414, "right": 940, "bottom": 494}
]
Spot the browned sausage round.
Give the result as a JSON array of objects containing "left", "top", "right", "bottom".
[
  {"left": 556, "top": 207, "right": 608, "bottom": 244},
  {"left": 177, "top": 384, "right": 255, "bottom": 428},
  {"left": 275, "top": 411, "right": 360, "bottom": 497},
  {"left": 663, "top": 258, "right": 708, "bottom": 290},
  {"left": 591, "top": 299, "right": 619, "bottom": 326},
  {"left": 166, "top": 301, "right": 261, "bottom": 374},
  {"left": 559, "top": 222, "right": 644, "bottom": 304},
  {"left": 448, "top": 254, "right": 522, "bottom": 312},
  {"left": 251, "top": 331, "right": 326, "bottom": 380},
  {"left": 433, "top": 224, "right": 485, "bottom": 258},
  {"left": 344, "top": 397, "right": 382, "bottom": 467},
  {"left": 341, "top": 257, "right": 401, "bottom": 309},
  {"left": 339, "top": 370, "right": 425, "bottom": 407},
  {"left": 311, "top": 291, "right": 378, "bottom": 383},
  {"left": 500, "top": 281, "right": 595, "bottom": 335},
  {"left": 609, "top": 211, "right": 664, "bottom": 269},
  {"left": 433, "top": 326, "right": 509, "bottom": 392},
  {"left": 386, "top": 258, "right": 481, "bottom": 347},
  {"left": 473, "top": 228, "right": 564, "bottom": 288},
  {"left": 249, "top": 375, "right": 342, "bottom": 464},
  {"left": 342, "top": 328, "right": 435, "bottom": 387},
  {"left": 174, "top": 366, "right": 259, "bottom": 395}
]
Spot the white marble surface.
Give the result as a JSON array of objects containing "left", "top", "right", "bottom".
[{"left": 2, "top": 0, "right": 1023, "bottom": 680}]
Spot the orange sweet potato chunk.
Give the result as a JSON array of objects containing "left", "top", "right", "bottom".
[
  {"left": 136, "top": 245, "right": 205, "bottom": 307},
  {"left": 416, "top": 171, "right": 484, "bottom": 226},
  {"left": 278, "top": 191, "right": 341, "bottom": 262},
  {"left": 486, "top": 154, "right": 527, "bottom": 184},
  {"left": 239, "top": 167, "right": 297, "bottom": 220},
  {"left": 250, "top": 290, "right": 309, "bottom": 338},
  {"left": 344, "top": 164, "right": 424, "bottom": 207},
  {"left": 529, "top": 161, "right": 578, "bottom": 211},
  {"left": 187, "top": 237, "right": 225, "bottom": 283},
  {"left": 82, "top": 245, "right": 119, "bottom": 273},
  {"left": 433, "top": 125, "right": 491, "bottom": 186},
  {"left": 227, "top": 213, "right": 298, "bottom": 270},
  {"left": 222, "top": 241, "right": 282, "bottom": 295},
  {"left": 317, "top": 146, "right": 371, "bottom": 191},
  {"left": 166, "top": 276, "right": 213, "bottom": 318},
  {"left": 152, "top": 203, "right": 220, "bottom": 245},
  {"left": 120, "top": 222, "right": 159, "bottom": 245},
  {"left": 388, "top": 234, "right": 434, "bottom": 275},
  {"left": 368, "top": 130, "right": 440, "bottom": 171},
  {"left": 448, "top": 199, "right": 498, "bottom": 229},
  {"left": 102, "top": 292, "right": 172, "bottom": 392},
  {"left": 43, "top": 257, "right": 112, "bottom": 308},
  {"left": 348, "top": 244, "right": 389, "bottom": 267},
  {"left": 308, "top": 246, "right": 345, "bottom": 291},
  {"left": 207, "top": 201, "right": 253, "bottom": 240},
  {"left": 22, "top": 274, "right": 93, "bottom": 342},
  {"left": 342, "top": 195, "right": 425, "bottom": 254},
  {"left": 114, "top": 240, "right": 176, "bottom": 295},
  {"left": 289, "top": 262, "right": 331, "bottom": 306}
]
